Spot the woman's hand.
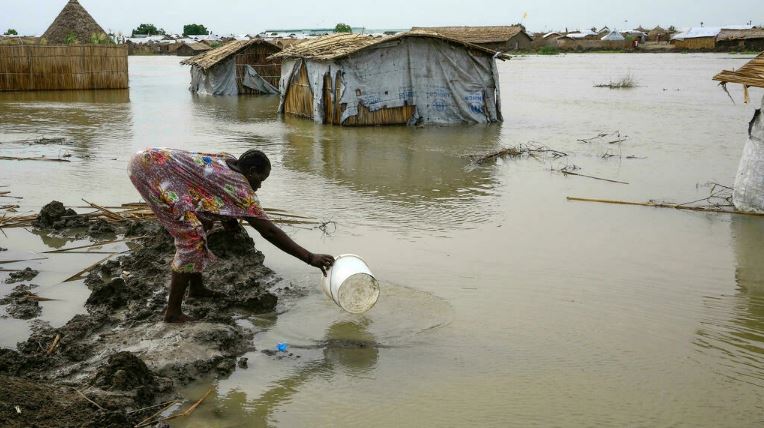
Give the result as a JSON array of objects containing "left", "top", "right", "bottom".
[{"left": 308, "top": 253, "right": 335, "bottom": 276}]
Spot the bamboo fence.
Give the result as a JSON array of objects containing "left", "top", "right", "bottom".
[{"left": 0, "top": 45, "right": 128, "bottom": 91}]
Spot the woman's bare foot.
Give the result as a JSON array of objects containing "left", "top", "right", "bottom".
[
  {"left": 187, "top": 286, "right": 224, "bottom": 299},
  {"left": 164, "top": 312, "right": 193, "bottom": 323}
]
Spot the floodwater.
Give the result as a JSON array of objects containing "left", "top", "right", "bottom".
[{"left": 2, "top": 53, "right": 764, "bottom": 426}]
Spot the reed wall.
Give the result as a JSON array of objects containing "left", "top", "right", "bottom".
[
  {"left": 0, "top": 45, "right": 128, "bottom": 91},
  {"left": 283, "top": 62, "right": 314, "bottom": 119},
  {"left": 234, "top": 44, "right": 281, "bottom": 95},
  {"left": 672, "top": 38, "right": 716, "bottom": 50}
]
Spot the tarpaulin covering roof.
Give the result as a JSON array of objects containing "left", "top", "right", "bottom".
[
  {"left": 714, "top": 52, "right": 764, "bottom": 88},
  {"left": 672, "top": 25, "right": 753, "bottom": 40},
  {"left": 181, "top": 39, "right": 280, "bottom": 70},
  {"left": 409, "top": 26, "right": 528, "bottom": 44},
  {"left": 269, "top": 31, "right": 508, "bottom": 61}
]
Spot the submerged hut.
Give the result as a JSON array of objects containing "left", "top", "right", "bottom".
[
  {"left": 41, "top": 0, "right": 107, "bottom": 44},
  {"left": 270, "top": 31, "right": 507, "bottom": 126},
  {"left": 410, "top": 26, "right": 532, "bottom": 52},
  {"left": 180, "top": 39, "right": 282, "bottom": 95},
  {"left": 175, "top": 42, "right": 211, "bottom": 57},
  {"left": 0, "top": 0, "right": 127, "bottom": 91},
  {"left": 713, "top": 52, "right": 764, "bottom": 103}
]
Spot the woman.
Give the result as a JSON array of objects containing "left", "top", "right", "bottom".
[{"left": 128, "top": 147, "right": 334, "bottom": 323}]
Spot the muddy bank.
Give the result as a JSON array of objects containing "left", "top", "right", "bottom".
[{"left": 0, "top": 202, "right": 283, "bottom": 426}]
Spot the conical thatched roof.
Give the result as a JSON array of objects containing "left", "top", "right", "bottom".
[{"left": 42, "top": 0, "right": 106, "bottom": 44}]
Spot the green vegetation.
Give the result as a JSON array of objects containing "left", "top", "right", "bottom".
[
  {"left": 132, "top": 23, "right": 165, "bottom": 37},
  {"left": 538, "top": 46, "right": 560, "bottom": 55},
  {"left": 90, "top": 32, "right": 113, "bottom": 45},
  {"left": 4, "top": 29, "right": 18, "bottom": 36},
  {"left": 334, "top": 23, "right": 352, "bottom": 33},
  {"left": 183, "top": 24, "right": 209, "bottom": 36},
  {"left": 594, "top": 74, "right": 637, "bottom": 89},
  {"left": 64, "top": 32, "right": 79, "bottom": 45}
]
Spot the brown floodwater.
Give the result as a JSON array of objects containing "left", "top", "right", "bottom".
[{"left": 1, "top": 54, "right": 763, "bottom": 426}]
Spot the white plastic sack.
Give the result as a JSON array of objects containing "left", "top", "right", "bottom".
[{"left": 733, "top": 96, "right": 764, "bottom": 213}]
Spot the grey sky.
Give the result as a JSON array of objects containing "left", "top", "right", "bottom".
[{"left": 1, "top": 0, "right": 762, "bottom": 36}]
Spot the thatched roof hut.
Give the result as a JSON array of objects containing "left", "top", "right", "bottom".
[
  {"left": 647, "top": 26, "right": 670, "bottom": 42},
  {"left": 180, "top": 39, "right": 282, "bottom": 95},
  {"left": 410, "top": 25, "right": 532, "bottom": 51},
  {"left": 270, "top": 31, "right": 507, "bottom": 126},
  {"left": 714, "top": 52, "right": 764, "bottom": 101},
  {"left": 42, "top": 0, "right": 107, "bottom": 45},
  {"left": 176, "top": 42, "right": 211, "bottom": 57},
  {"left": 716, "top": 29, "right": 764, "bottom": 51}
]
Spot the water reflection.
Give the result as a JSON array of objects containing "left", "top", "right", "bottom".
[
  {"left": 202, "top": 320, "right": 380, "bottom": 426},
  {"left": 694, "top": 216, "right": 764, "bottom": 387},
  {"left": 191, "top": 94, "right": 280, "bottom": 125},
  {"left": 281, "top": 120, "right": 504, "bottom": 231},
  {"left": 0, "top": 89, "right": 129, "bottom": 104}
]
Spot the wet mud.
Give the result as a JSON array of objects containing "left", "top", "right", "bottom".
[
  {"left": 0, "top": 202, "right": 282, "bottom": 427},
  {"left": 0, "top": 284, "right": 42, "bottom": 319},
  {"left": 4, "top": 267, "right": 38, "bottom": 284}
]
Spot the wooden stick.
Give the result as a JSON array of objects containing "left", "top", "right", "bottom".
[
  {"left": 0, "top": 257, "right": 48, "bottom": 265},
  {"left": 81, "top": 199, "right": 123, "bottom": 221},
  {"left": 163, "top": 387, "right": 214, "bottom": 421},
  {"left": 42, "top": 237, "right": 137, "bottom": 254},
  {"left": 566, "top": 196, "right": 764, "bottom": 217},
  {"left": 127, "top": 400, "right": 178, "bottom": 415},
  {"left": 74, "top": 389, "right": 104, "bottom": 411},
  {"left": 0, "top": 156, "right": 70, "bottom": 162},
  {"left": 63, "top": 254, "right": 114, "bottom": 282},
  {"left": 559, "top": 170, "right": 629, "bottom": 184},
  {"left": 46, "top": 334, "right": 60, "bottom": 355},
  {"left": 134, "top": 401, "right": 179, "bottom": 427}
]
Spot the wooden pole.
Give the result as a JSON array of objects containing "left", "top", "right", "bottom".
[{"left": 566, "top": 196, "right": 764, "bottom": 217}]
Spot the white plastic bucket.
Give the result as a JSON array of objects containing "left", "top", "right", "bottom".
[{"left": 321, "top": 254, "right": 380, "bottom": 314}]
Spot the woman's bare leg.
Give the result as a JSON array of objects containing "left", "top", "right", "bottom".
[{"left": 165, "top": 271, "right": 194, "bottom": 323}]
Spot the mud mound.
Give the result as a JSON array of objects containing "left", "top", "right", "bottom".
[
  {"left": 93, "top": 352, "right": 156, "bottom": 391},
  {"left": 0, "top": 284, "right": 42, "bottom": 319},
  {"left": 33, "top": 200, "right": 88, "bottom": 230},
  {"left": 4, "top": 267, "right": 38, "bottom": 284},
  {"left": 0, "top": 375, "right": 130, "bottom": 428}
]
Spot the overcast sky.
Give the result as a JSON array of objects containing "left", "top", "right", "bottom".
[{"left": 1, "top": 0, "right": 762, "bottom": 36}]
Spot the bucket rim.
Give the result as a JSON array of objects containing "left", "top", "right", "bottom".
[{"left": 334, "top": 254, "right": 369, "bottom": 264}]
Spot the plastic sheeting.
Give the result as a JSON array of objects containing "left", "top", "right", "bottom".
[
  {"left": 242, "top": 65, "right": 278, "bottom": 94},
  {"left": 278, "top": 37, "right": 502, "bottom": 125},
  {"left": 733, "top": 96, "right": 764, "bottom": 212},
  {"left": 189, "top": 58, "right": 238, "bottom": 96}
]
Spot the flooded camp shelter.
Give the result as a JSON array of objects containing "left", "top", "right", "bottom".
[
  {"left": 0, "top": 0, "right": 127, "bottom": 91},
  {"left": 175, "top": 42, "right": 211, "bottom": 57},
  {"left": 410, "top": 26, "right": 532, "bottom": 52},
  {"left": 713, "top": 51, "right": 764, "bottom": 102},
  {"left": 181, "top": 39, "right": 282, "bottom": 96},
  {"left": 270, "top": 31, "right": 507, "bottom": 126}
]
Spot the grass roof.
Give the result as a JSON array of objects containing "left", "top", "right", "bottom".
[
  {"left": 714, "top": 52, "right": 764, "bottom": 88},
  {"left": 410, "top": 25, "right": 528, "bottom": 44},
  {"left": 269, "top": 30, "right": 509, "bottom": 61},
  {"left": 180, "top": 39, "right": 280, "bottom": 70},
  {"left": 42, "top": 0, "right": 106, "bottom": 45}
]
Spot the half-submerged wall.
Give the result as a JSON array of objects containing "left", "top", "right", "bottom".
[{"left": 0, "top": 45, "right": 128, "bottom": 91}]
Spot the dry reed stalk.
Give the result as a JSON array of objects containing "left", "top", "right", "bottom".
[
  {"left": 566, "top": 196, "right": 764, "bottom": 217},
  {"left": 134, "top": 400, "right": 181, "bottom": 427},
  {"left": 74, "top": 389, "right": 104, "bottom": 411},
  {"left": 81, "top": 199, "right": 123, "bottom": 221},
  {"left": 0, "top": 156, "right": 70, "bottom": 162},
  {"left": 46, "top": 334, "right": 60, "bottom": 355},
  {"left": 63, "top": 254, "right": 114, "bottom": 282}
]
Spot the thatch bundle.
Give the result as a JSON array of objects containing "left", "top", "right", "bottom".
[
  {"left": 410, "top": 26, "right": 526, "bottom": 44},
  {"left": 270, "top": 30, "right": 507, "bottom": 61},
  {"left": 714, "top": 52, "right": 764, "bottom": 89},
  {"left": 42, "top": 0, "right": 107, "bottom": 45},
  {"left": 181, "top": 39, "right": 280, "bottom": 70}
]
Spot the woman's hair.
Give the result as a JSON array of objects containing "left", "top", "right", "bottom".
[{"left": 238, "top": 149, "right": 271, "bottom": 175}]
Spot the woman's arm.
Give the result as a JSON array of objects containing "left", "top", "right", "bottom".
[{"left": 247, "top": 217, "right": 334, "bottom": 275}]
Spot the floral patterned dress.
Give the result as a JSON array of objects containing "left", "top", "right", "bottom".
[{"left": 128, "top": 148, "right": 267, "bottom": 272}]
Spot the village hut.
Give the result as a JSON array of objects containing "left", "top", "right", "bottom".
[
  {"left": 647, "top": 26, "right": 670, "bottom": 42},
  {"left": 671, "top": 27, "right": 719, "bottom": 50},
  {"left": 713, "top": 53, "right": 764, "bottom": 213},
  {"left": 180, "top": 39, "right": 282, "bottom": 95},
  {"left": 716, "top": 29, "right": 764, "bottom": 52},
  {"left": 0, "top": 0, "right": 127, "bottom": 91},
  {"left": 601, "top": 30, "right": 625, "bottom": 41},
  {"left": 269, "top": 31, "right": 507, "bottom": 126},
  {"left": 175, "top": 42, "right": 211, "bottom": 57},
  {"left": 410, "top": 26, "right": 532, "bottom": 52},
  {"left": 41, "top": 0, "right": 107, "bottom": 44}
]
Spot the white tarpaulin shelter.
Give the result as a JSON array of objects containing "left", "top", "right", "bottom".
[
  {"left": 270, "top": 31, "right": 507, "bottom": 126},
  {"left": 714, "top": 53, "right": 764, "bottom": 212},
  {"left": 181, "top": 39, "right": 282, "bottom": 96}
]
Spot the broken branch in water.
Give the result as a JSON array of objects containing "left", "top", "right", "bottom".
[
  {"left": 471, "top": 143, "right": 568, "bottom": 165},
  {"left": 578, "top": 130, "right": 629, "bottom": 145},
  {"left": 0, "top": 156, "right": 70, "bottom": 162},
  {"left": 566, "top": 196, "right": 764, "bottom": 217},
  {"left": 553, "top": 165, "right": 629, "bottom": 184},
  {"left": 161, "top": 387, "right": 214, "bottom": 422}
]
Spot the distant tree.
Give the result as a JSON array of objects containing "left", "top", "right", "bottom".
[
  {"left": 131, "top": 23, "right": 165, "bottom": 37},
  {"left": 4, "top": 29, "right": 18, "bottom": 35},
  {"left": 668, "top": 25, "right": 677, "bottom": 33},
  {"left": 183, "top": 24, "right": 209, "bottom": 36},
  {"left": 334, "top": 23, "right": 352, "bottom": 33},
  {"left": 591, "top": 26, "right": 597, "bottom": 32}
]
